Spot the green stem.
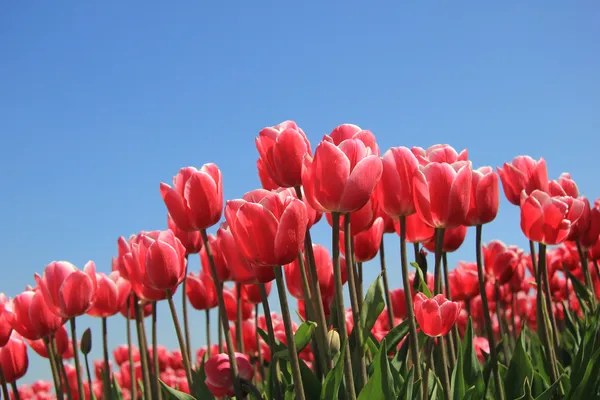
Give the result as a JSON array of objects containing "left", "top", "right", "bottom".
[
  {"left": 152, "top": 302, "right": 162, "bottom": 400},
  {"left": 442, "top": 252, "right": 457, "bottom": 368},
  {"left": 343, "top": 214, "right": 367, "bottom": 391},
  {"left": 58, "top": 354, "right": 73, "bottom": 400},
  {"left": 10, "top": 381, "right": 20, "bottom": 400},
  {"left": 380, "top": 237, "right": 396, "bottom": 329},
  {"left": 273, "top": 265, "right": 306, "bottom": 400},
  {"left": 201, "top": 229, "right": 243, "bottom": 399},
  {"left": 102, "top": 318, "right": 111, "bottom": 400},
  {"left": 476, "top": 225, "right": 505, "bottom": 400},
  {"left": 218, "top": 305, "right": 224, "bottom": 352},
  {"left": 494, "top": 282, "right": 511, "bottom": 362},
  {"left": 259, "top": 283, "right": 282, "bottom": 400},
  {"left": 167, "top": 291, "right": 194, "bottom": 390},
  {"left": 133, "top": 297, "right": 152, "bottom": 400},
  {"left": 254, "top": 304, "right": 266, "bottom": 381},
  {"left": 399, "top": 216, "right": 422, "bottom": 383},
  {"left": 432, "top": 228, "right": 451, "bottom": 398},
  {"left": 126, "top": 298, "right": 136, "bottom": 400},
  {"left": 44, "top": 337, "right": 63, "bottom": 398},
  {"left": 69, "top": 318, "right": 85, "bottom": 400},
  {"left": 0, "top": 365, "right": 10, "bottom": 400},
  {"left": 84, "top": 353, "right": 93, "bottom": 397},
  {"left": 236, "top": 283, "right": 245, "bottom": 354},
  {"left": 332, "top": 212, "right": 357, "bottom": 400},
  {"left": 183, "top": 257, "right": 192, "bottom": 361},
  {"left": 205, "top": 309, "right": 211, "bottom": 351}
]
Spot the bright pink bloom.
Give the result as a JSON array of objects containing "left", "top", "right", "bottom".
[
  {"left": 284, "top": 244, "right": 336, "bottom": 301},
  {"left": 255, "top": 120, "right": 312, "bottom": 188},
  {"left": 7, "top": 288, "right": 64, "bottom": 340},
  {"left": 378, "top": 146, "right": 419, "bottom": 217},
  {"left": 217, "top": 223, "right": 255, "bottom": 283},
  {"left": 465, "top": 166, "right": 499, "bottom": 226},
  {"left": 411, "top": 144, "right": 468, "bottom": 166},
  {"left": 240, "top": 282, "right": 271, "bottom": 304},
  {"left": 520, "top": 190, "right": 585, "bottom": 245},
  {"left": 413, "top": 161, "right": 472, "bottom": 228},
  {"left": 302, "top": 133, "right": 382, "bottom": 213},
  {"left": 35, "top": 261, "right": 98, "bottom": 319},
  {"left": 113, "top": 344, "right": 140, "bottom": 366},
  {"left": 160, "top": 164, "right": 223, "bottom": 231},
  {"left": 483, "top": 240, "right": 520, "bottom": 285},
  {"left": 549, "top": 173, "right": 579, "bottom": 198},
  {"left": 226, "top": 190, "right": 308, "bottom": 267},
  {"left": 223, "top": 286, "right": 253, "bottom": 321},
  {"left": 413, "top": 293, "right": 460, "bottom": 337},
  {"left": 390, "top": 288, "right": 407, "bottom": 319},
  {"left": 0, "top": 294, "right": 12, "bottom": 346},
  {"left": 185, "top": 271, "right": 217, "bottom": 311},
  {"left": 205, "top": 353, "right": 254, "bottom": 397},
  {"left": 329, "top": 124, "right": 379, "bottom": 155},
  {"left": 497, "top": 156, "right": 548, "bottom": 205},
  {"left": 423, "top": 225, "right": 467, "bottom": 253},
  {"left": 448, "top": 261, "right": 480, "bottom": 301},
  {"left": 87, "top": 271, "right": 131, "bottom": 317},
  {"left": 168, "top": 215, "right": 203, "bottom": 255},
  {"left": 473, "top": 336, "right": 490, "bottom": 362},
  {"left": 397, "top": 213, "right": 435, "bottom": 243},
  {"left": 340, "top": 217, "right": 384, "bottom": 262},
  {"left": 200, "top": 232, "right": 231, "bottom": 282},
  {"left": 0, "top": 331, "right": 28, "bottom": 383},
  {"left": 257, "top": 157, "right": 280, "bottom": 191},
  {"left": 581, "top": 201, "right": 600, "bottom": 249}
]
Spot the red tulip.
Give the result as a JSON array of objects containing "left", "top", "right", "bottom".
[
  {"left": 326, "top": 195, "right": 377, "bottom": 235},
  {"left": 0, "top": 331, "right": 28, "bottom": 383},
  {"left": 168, "top": 215, "right": 203, "bottom": 255},
  {"left": 223, "top": 286, "right": 253, "bottom": 321},
  {"left": 448, "top": 261, "right": 480, "bottom": 301},
  {"left": 240, "top": 282, "right": 270, "bottom": 304},
  {"left": 185, "top": 271, "right": 217, "bottom": 311},
  {"left": 0, "top": 293, "right": 12, "bottom": 346},
  {"left": 497, "top": 156, "right": 549, "bottom": 206},
  {"left": 225, "top": 190, "right": 308, "bottom": 267},
  {"left": 340, "top": 217, "right": 384, "bottom": 262},
  {"left": 200, "top": 232, "right": 231, "bottom": 282},
  {"left": 378, "top": 146, "right": 419, "bottom": 217},
  {"left": 94, "top": 359, "right": 112, "bottom": 380},
  {"left": 581, "top": 201, "right": 600, "bottom": 249},
  {"left": 397, "top": 213, "right": 435, "bottom": 243},
  {"left": 160, "top": 164, "right": 223, "bottom": 231},
  {"left": 411, "top": 144, "right": 468, "bottom": 166},
  {"left": 7, "top": 288, "right": 64, "bottom": 340},
  {"left": 26, "top": 324, "right": 69, "bottom": 358},
  {"left": 413, "top": 293, "right": 460, "bottom": 337},
  {"left": 329, "top": 124, "right": 380, "bottom": 155},
  {"left": 257, "top": 157, "right": 280, "bottom": 191},
  {"left": 549, "top": 172, "right": 579, "bottom": 198},
  {"left": 473, "top": 336, "right": 490, "bottom": 362},
  {"left": 389, "top": 288, "right": 407, "bottom": 319},
  {"left": 35, "top": 261, "right": 98, "bottom": 319},
  {"left": 119, "top": 296, "right": 153, "bottom": 319},
  {"left": 148, "top": 346, "right": 170, "bottom": 372},
  {"left": 277, "top": 187, "right": 322, "bottom": 229},
  {"left": 87, "top": 271, "right": 131, "bottom": 317},
  {"left": 302, "top": 133, "right": 382, "bottom": 213},
  {"left": 113, "top": 344, "right": 140, "bottom": 366},
  {"left": 483, "top": 240, "right": 519, "bottom": 285},
  {"left": 255, "top": 120, "right": 312, "bottom": 188},
  {"left": 413, "top": 161, "right": 472, "bottom": 228},
  {"left": 217, "top": 223, "right": 255, "bottom": 283},
  {"left": 465, "top": 166, "right": 499, "bottom": 226},
  {"left": 520, "top": 190, "right": 585, "bottom": 245},
  {"left": 205, "top": 353, "right": 254, "bottom": 397},
  {"left": 196, "top": 345, "right": 220, "bottom": 365},
  {"left": 423, "top": 225, "right": 467, "bottom": 253},
  {"left": 590, "top": 237, "right": 600, "bottom": 261}
]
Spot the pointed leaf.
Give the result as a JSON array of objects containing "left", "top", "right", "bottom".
[
  {"left": 320, "top": 338, "right": 347, "bottom": 400},
  {"left": 160, "top": 379, "right": 198, "bottom": 399},
  {"left": 358, "top": 338, "right": 396, "bottom": 400},
  {"left": 504, "top": 332, "right": 533, "bottom": 400},
  {"left": 360, "top": 275, "right": 386, "bottom": 340}
]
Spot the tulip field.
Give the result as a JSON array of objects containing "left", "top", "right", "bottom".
[{"left": 2, "top": 121, "right": 600, "bottom": 400}]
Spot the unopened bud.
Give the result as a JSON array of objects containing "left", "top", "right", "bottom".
[
  {"left": 81, "top": 328, "right": 92, "bottom": 355},
  {"left": 327, "top": 330, "right": 340, "bottom": 357}
]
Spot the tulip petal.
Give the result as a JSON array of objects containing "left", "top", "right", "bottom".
[
  {"left": 339, "top": 155, "right": 382, "bottom": 213},
  {"left": 160, "top": 183, "right": 194, "bottom": 231},
  {"left": 274, "top": 199, "right": 308, "bottom": 265},
  {"left": 58, "top": 272, "right": 95, "bottom": 317}
]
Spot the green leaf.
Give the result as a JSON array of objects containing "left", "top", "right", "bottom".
[
  {"left": 565, "top": 269, "right": 592, "bottom": 313},
  {"left": 160, "top": 379, "right": 198, "bottom": 399},
  {"left": 410, "top": 262, "right": 432, "bottom": 298},
  {"left": 381, "top": 319, "right": 409, "bottom": 354},
  {"left": 110, "top": 376, "right": 124, "bottom": 400},
  {"left": 299, "top": 358, "right": 321, "bottom": 398},
  {"left": 320, "top": 338, "right": 347, "bottom": 400},
  {"left": 452, "top": 341, "right": 466, "bottom": 400},
  {"left": 398, "top": 368, "right": 414, "bottom": 399},
  {"left": 358, "top": 338, "right": 396, "bottom": 400},
  {"left": 462, "top": 318, "right": 483, "bottom": 392},
  {"left": 190, "top": 363, "right": 215, "bottom": 400},
  {"left": 504, "top": 331, "right": 534, "bottom": 400},
  {"left": 534, "top": 374, "right": 565, "bottom": 400},
  {"left": 360, "top": 275, "right": 385, "bottom": 341},
  {"left": 569, "top": 347, "right": 600, "bottom": 399},
  {"left": 273, "top": 321, "right": 317, "bottom": 359}
]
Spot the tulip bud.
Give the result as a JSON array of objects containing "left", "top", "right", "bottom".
[
  {"left": 80, "top": 328, "right": 92, "bottom": 355},
  {"left": 327, "top": 330, "right": 340, "bottom": 358}
]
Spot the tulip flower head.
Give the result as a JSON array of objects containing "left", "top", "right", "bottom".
[
  {"left": 87, "top": 271, "right": 132, "bottom": 318},
  {"left": 464, "top": 166, "right": 499, "bottom": 226},
  {"left": 497, "top": 156, "right": 548, "bottom": 206},
  {"left": 205, "top": 353, "right": 254, "bottom": 397},
  {"left": 160, "top": 164, "right": 223, "bottom": 231},
  {"left": 413, "top": 293, "right": 460, "bottom": 337},
  {"left": 411, "top": 144, "right": 468, "bottom": 166}
]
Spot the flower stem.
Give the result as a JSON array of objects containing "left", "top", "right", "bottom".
[
  {"left": 0, "top": 365, "right": 10, "bottom": 400},
  {"left": 399, "top": 216, "right": 422, "bottom": 383},
  {"left": 494, "top": 282, "right": 511, "bottom": 362},
  {"left": 273, "top": 265, "right": 306, "bottom": 400},
  {"left": 442, "top": 252, "right": 457, "bottom": 368},
  {"left": 295, "top": 186, "right": 330, "bottom": 373},
  {"left": 297, "top": 251, "right": 326, "bottom": 379},
  {"left": 126, "top": 297, "right": 136, "bottom": 400},
  {"left": 69, "top": 318, "right": 85, "bottom": 400},
  {"left": 259, "top": 283, "right": 282, "bottom": 400},
  {"left": 183, "top": 257, "right": 192, "bottom": 361},
  {"left": 218, "top": 305, "right": 224, "bottom": 353},
  {"left": 236, "top": 283, "right": 245, "bottom": 353},
  {"left": 57, "top": 354, "right": 73, "bottom": 400},
  {"left": 332, "top": 212, "right": 357, "bottom": 400},
  {"left": 254, "top": 304, "right": 266, "bottom": 381},
  {"left": 200, "top": 229, "right": 243, "bottom": 399},
  {"left": 476, "top": 225, "right": 505, "bottom": 400},
  {"left": 205, "top": 309, "right": 211, "bottom": 351},
  {"left": 379, "top": 237, "right": 395, "bottom": 329},
  {"left": 101, "top": 318, "right": 111, "bottom": 400},
  {"left": 167, "top": 291, "right": 194, "bottom": 390},
  {"left": 44, "top": 337, "right": 63, "bottom": 398},
  {"left": 152, "top": 302, "right": 162, "bottom": 400},
  {"left": 343, "top": 214, "right": 367, "bottom": 391},
  {"left": 10, "top": 381, "right": 20, "bottom": 400},
  {"left": 84, "top": 353, "right": 93, "bottom": 397},
  {"left": 133, "top": 297, "right": 152, "bottom": 400}
]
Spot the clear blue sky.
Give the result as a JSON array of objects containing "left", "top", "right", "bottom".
[{"left": 1, "top": 1, "right": 598, "bottom": 384}]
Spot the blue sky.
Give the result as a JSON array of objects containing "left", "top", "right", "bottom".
[{"left": 1, "top": 1, "right": 598, "bottom": 384}]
